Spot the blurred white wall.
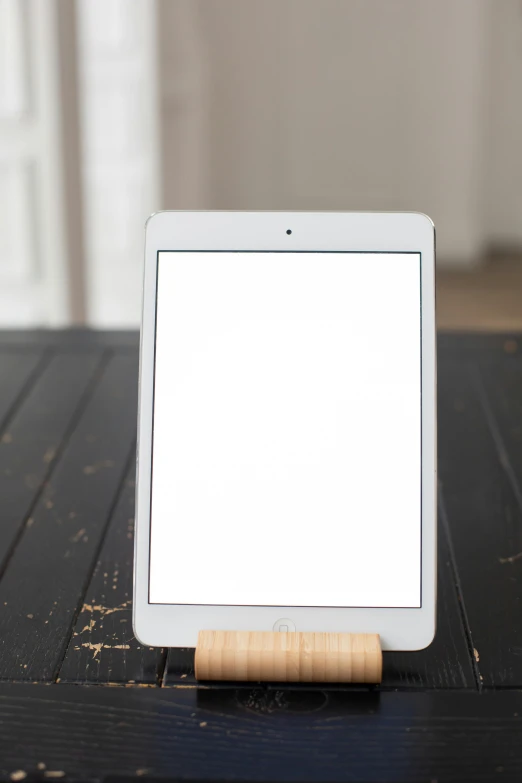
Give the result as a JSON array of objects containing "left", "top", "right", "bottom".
[
  {"left": 0, "top": 0, "right": 77, "bottom": 325},
  {"left": 1, "top": 0, "right": 522, "bottom": 326}
]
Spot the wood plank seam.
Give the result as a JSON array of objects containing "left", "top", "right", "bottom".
[
  {"left": 473, "top": 366, "right": 522, "bottom": 515},
  {"left": 439, "top": 487, "right": 482, "bottom": 691},
  {"left": 157, "top": 648, "right": 169, "bottom": 687},
  {"left": 53, "top": 441, "right": 138, "bottom": 683},
  {"left": 0, "top": 349, "right": 52, "bottom": 437},
  {"left": 0, "top": 351, "right": 111, "bottom": 584}
]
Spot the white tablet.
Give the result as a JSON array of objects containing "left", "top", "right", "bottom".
[{"left": 134, "top": 211, "right": 436, "bottom": 650}]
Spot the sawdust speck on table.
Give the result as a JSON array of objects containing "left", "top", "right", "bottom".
[
  {"left": 83, "top": 460, "right": 115, "bottom": 475},
  {"left": 499, "top": 550, "right": 522, "bottom": 564},
  {"left": 82, "top": 642, "right": 131, "bottom": 659}
]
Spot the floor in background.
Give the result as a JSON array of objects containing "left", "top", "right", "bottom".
[{"left": 437, "top": 256, "right": 522, "bottom": 330}]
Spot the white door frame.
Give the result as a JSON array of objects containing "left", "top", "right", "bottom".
[{"left": 0, "top": 0, "right": 78, "bottom": 326}]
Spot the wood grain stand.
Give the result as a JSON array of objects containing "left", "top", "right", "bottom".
[{"left": 195, "top": 630, "right": 382, "bottom": 683}]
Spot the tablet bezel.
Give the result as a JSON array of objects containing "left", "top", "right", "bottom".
[{"left": 133, "top": 211, "right": 436, "bottom": 650}]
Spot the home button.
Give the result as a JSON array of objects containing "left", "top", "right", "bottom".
[{"left": 272, "top": 618, "right": 296, "bottom": 632}]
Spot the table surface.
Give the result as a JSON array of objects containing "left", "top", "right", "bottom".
[{"left": 0, "top": 329, "right": 521, "bottom": 782}]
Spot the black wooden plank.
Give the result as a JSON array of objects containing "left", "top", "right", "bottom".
[
  {"left": 0, "top": 683, "right": 522, "bottom": 782},
  {"left": 0, "top": 353, "right": 138, "bottom": 682},
  {"left": 59, "top": 465, "right": 164, "bottom": 685},
  {"left": 437, "top": 331, "right": 522, "bottom": 360},
  {"left": 164, "top": 519, "right": 474, "bottom": 689},
  {"left": 438, "top": 357, "right": 522, "bottom": 687},
  {"left": 0, "top": 351, "right": 105, "bottom": 575},
  {"left": 0, "top": 350, "right": 47, "bottom": 433},
  {"left": 0, "top": 328, "right": 509, "bottom": 354},
  {"left": 0, "top": 328, "right": 138, "bottom": 349}
]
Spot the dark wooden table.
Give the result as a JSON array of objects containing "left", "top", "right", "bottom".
[{"left": 0, "top": 329, "right": 521, "bottom": 782}]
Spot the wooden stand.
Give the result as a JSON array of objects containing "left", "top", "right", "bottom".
[{"left": 195, "top": 630, "right": 382, "bottom": 683}]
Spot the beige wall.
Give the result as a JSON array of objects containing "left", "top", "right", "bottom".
[
  {"left": 484, "top": 0, "right": 522, "bottom": 248},
  {"left": 161, "top": 0, "right": 522, "bottom": 268}
]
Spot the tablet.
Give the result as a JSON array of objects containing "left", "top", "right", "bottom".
[{"left": 134, "top": 211, "right": 436, "bottom": 650}]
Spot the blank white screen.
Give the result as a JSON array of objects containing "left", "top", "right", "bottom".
[{"left": 150, "top": 252, "right": 421, "bottom": 607}]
